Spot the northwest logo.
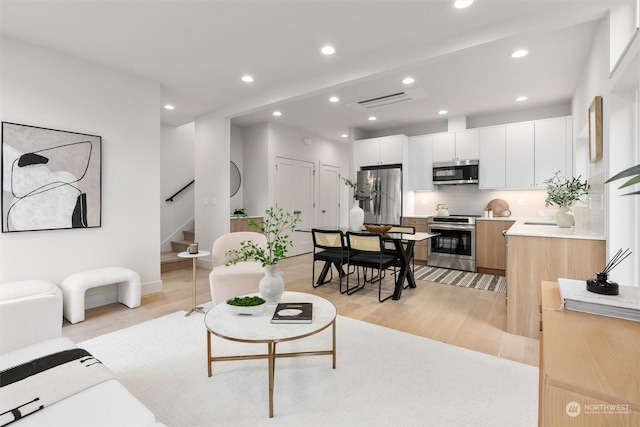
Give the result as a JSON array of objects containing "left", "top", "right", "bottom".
[{"left": 565, "top": 401, "right": 581, "bottom": 417}]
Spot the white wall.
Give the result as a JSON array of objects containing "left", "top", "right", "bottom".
[
  {"left": 572, "top": 9, "right": 640, "bottom": 285},
  {"left": 0, "top": 37, "right": 162, "bottom": 298},
  {"left": 194, "top": 112, "right": 231, "bottom": 269},
  {"left": 268, "top": 122, "right": 351, "bottom": 227},
  {"left": 161, "top": 123, "right": 195, "bottom": 251},
  {"left": 242, "top": 122, "right": 270, "bottom": 216},
  {"left": 230, "top": 124, "right": 244, "bottom": 214}
]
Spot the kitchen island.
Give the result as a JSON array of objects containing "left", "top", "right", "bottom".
[{"left": 505, "top": 220, "right": 605, "bottom": 338}]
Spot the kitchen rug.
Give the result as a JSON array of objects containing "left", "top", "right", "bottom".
[{"left": 414, "top": 266, "right": 507, "bottom": 293}]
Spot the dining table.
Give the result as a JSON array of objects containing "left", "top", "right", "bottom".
[{"left": 302, "top": 228, "right": 439, "bottom": 300}]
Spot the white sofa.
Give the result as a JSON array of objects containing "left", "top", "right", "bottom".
[{"left": 0, "top": 280, "right": 164, "bottom": 427}]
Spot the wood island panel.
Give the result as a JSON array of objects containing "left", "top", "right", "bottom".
[
  {"left": 539, "top": 281, "right": 640, "bottom": 427},
  {"left": 506, "top": 235, "right": 605, "bottom": 338}
]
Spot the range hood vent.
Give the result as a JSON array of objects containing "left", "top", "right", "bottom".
[{"left": 346, "top": 87, "right": 427, "bottom": 111}]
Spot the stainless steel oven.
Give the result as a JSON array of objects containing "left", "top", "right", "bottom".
[{"left": 427, "top": 215, "right": 477, "bottom": 272}]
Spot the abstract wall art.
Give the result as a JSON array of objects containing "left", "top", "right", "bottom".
[{"left": 1, "top": 122, "right": 102, "bottom": 232}]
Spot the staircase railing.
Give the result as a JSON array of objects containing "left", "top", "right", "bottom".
[{"left": 166, "top": 180, "right": 194, "bottom": 202}]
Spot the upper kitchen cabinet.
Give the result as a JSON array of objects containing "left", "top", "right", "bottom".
[
  {"left": 407, "top": 134, "right": 433, "bottom": 190},
  {"left": 354, "top": 134, "right": 406, "bottom": 169},
  {"left": 534, "top": 116, "right": 572, "bottom": 186},
  {"left": 505, "top": 122, "right": 535, "bottom": 188},
  {"left": 478, "top": 125, "right": 506, "bottom": 189},
  {"left": 432, "top": 129, "right": 480, "bottom": 162},
  {"left": 505, "top": 116, "right": 571, "bottom": 189}
]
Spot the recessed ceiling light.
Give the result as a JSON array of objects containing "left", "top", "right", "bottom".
[
  {"left": 511, "top": 49, "right": 528, "bottom": 58},
  {"left": 241, "top": 75, "right": 254, "bottom": 83},
  {"left": 402, "top": 77, "right": 415, "bottom": 85},
  {"left": 516, "top": 96, "right": 528, "bottom": 102},
  {"left": 368, "top": 116, "right": 377, "bottom": 121},
  {"left": 321, "top": 45, "right": 335, "bottom": 55},
  {"left": 164, "top": 104, "right": 175, "bottom": 110},
  {"left": 341, "top": 134, "right": 348, "bottom": 138},
  {"left": 329, "top": 96, "right": 340, "bottom": 103},
  {"left": 438, "top": 110, "right": 448, "bottom": 115},
  {"left": 454, "top": 0, "right": 474, "bottom": 9},
  {"left": 272, "top": 111, "right": 282, "bottom": 116}
]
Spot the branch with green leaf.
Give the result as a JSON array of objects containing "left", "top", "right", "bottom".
[
  {"left": 606, "top": 164, "right": 640, "bottom": 196},
  {"left": 225, "top": 207, "right": 299, "bottom": 267},
  {"left": 544, "top": 171, "right": 590, "bottom": 208}
]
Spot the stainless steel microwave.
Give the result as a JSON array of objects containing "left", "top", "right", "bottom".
[{"left": 432, "top": 159, "right": 479, "bottom": 185}]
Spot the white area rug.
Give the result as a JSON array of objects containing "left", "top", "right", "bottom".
[{"left": 79, "top": 308, "right": 537, "bottom": 426}]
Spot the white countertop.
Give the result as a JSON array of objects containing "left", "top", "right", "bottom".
[{"left": 506, "top": 219, "right": 605, "bottom": 240}]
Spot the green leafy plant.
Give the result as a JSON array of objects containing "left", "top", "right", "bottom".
[
  {"left": 606, "top": 164, "right": 640, "bottom": 196},
  {"left": 225, "top": 207, "right": 299, "bottom": 267},
  {"left": 342, "top": 177, "right": 385, "bottom": 201},
  {"left": 226, "top": 296, "right": 265, "bottom": 306},
  {"left": 544, "top": 171, "right": 590, "bottom": 207}
]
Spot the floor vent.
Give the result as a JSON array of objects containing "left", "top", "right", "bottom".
[{"left": 345, "top": 87, "right": 427, "bottom": 111}]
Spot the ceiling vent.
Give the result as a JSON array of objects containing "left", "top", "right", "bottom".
[{"left": 345, "top": 87, "right": 427, "bottom": 111}]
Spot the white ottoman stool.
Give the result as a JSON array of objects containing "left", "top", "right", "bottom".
[
  {"left": 0, "top": 280, "right": 62, "bottom": 354},
  {"left": 61, "top": 267, "right": 141, "bottom": 324}
]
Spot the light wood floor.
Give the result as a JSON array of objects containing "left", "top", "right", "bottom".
[{"left": 62, "top": 253, "right": 539, "bottom": 367}]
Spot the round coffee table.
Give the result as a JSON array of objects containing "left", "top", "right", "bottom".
[{"left": 204, "top": 291, "right": 337, "bottom": 418}]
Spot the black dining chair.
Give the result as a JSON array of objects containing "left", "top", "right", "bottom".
[
  {"left": 345, "top": 232, "right": 397, "bottom": 302},
  {"left": 311, "top": 229, "right": 350, "bottom": 293}
]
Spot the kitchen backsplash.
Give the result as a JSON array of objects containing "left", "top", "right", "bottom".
[{"left": 412, "top": 185, "right": 552, "bottom": 218}]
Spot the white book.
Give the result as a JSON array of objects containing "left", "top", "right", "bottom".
[{"left": 557, "top": 278, "right": 640, "bottom": 322}]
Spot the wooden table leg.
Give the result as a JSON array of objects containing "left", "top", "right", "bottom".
[{"left": 268, "top": 342, "right": 276, "bottom": 418}]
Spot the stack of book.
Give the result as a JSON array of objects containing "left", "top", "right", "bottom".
[{"left": 557, "top": 278, "right": 640, "bottom": 322}]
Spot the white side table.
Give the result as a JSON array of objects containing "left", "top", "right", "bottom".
[{"left": 178, "top": 250, "right": 211, "bottom": 316}]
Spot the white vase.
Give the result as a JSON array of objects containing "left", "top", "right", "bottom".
[
  {"left": 349, "top": 201, "right": 365, "bottom": 231},
  {"left": 555, "top": 206, "right": 575, "bottom": 228},
  {"left": 259, "top": 264, "right": 284, "bottom": 305}
]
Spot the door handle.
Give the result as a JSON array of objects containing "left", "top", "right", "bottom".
[
  {"left": 293, "top": 210, "right": 302, "bottom": 215},
  {"left": 322, "top": 210, "right": 326, "bottom": 213}
]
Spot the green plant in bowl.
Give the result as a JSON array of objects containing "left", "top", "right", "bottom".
[
  {"left": 226, "top": 296, "right": 265, "bottom": 306},
  {"left": 226, "top": 296, "right": 267, "bottom": 315}
]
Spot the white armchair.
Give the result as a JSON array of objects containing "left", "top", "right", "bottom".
[{"left": 209, "top": 231, "right": 267, "bottom": 306}]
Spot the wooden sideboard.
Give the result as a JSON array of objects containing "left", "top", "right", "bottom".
[
  {"left": 230, "top": 217, "right": 263, "bottom": 233},
  {"left": 506, "top": 235, "right": 605, "bottom": 338},
  {"left": 539, "top": 281, "right": 640, "bottom": 426}
]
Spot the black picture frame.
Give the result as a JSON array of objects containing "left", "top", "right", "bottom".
[{"left": 1, "top": 122, "right": 102, "bottom": 232}]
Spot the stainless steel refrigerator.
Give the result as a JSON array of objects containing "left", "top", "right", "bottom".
[{"left": 357, "top": 165, "right": 402, "bottom": 225}]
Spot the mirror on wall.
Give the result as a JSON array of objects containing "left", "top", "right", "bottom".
[{"left": 230, "top": 161, "right": 241, "bottom": 197}]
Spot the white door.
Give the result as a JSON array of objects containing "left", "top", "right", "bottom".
[
  {"left": 275, "top": 157, "right": 314, "bottom": 256},
  {"left": 319, "top": 163, "right": 340, "bottom": 227}
]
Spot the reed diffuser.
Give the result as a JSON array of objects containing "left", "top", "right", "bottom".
[{"left": 586, "top": 248, "right": 632, "bottom": 295}]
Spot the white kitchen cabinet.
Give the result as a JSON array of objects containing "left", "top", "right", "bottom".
[
  {"left": 534, "top": 116, "right": 571, "bottom": 186},
  {"left": 504, "top": 117, "right": 571, "bottom": 189},
  {"left": 432, "top": 132, "right": 455, "bottom": 162},
  {"left": 505, "top": 122, "right": 535, "bottom": 188},
  {"left": 354, "top": 135, "right": 405, "bottom": 169},
  {"left": 454, "top": 129, "right": 480, "bottom": 160},
  {"left": 478, "top": 125, "right": 506, "bottom": 189},
  {"left": 432, "top": 129, "right": 479, "bottom": 162},
  {"left": 407, "top": 134, "right": 433, "bottom": 190}
]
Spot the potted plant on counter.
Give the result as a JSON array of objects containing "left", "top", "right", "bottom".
[
  {"left": 225, "top": 207, "right": 299, "bottom": 304},
  {"left": 543, "top": 171, "right": 590, "bottom": 228}
]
